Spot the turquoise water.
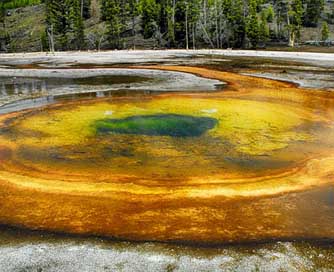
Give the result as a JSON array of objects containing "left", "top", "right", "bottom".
[{"left": 95, "top": 114, "right": 218, "bottom": 137}]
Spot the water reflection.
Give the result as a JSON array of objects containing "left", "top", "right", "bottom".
[
  {"left": 0, "top": 78, "right": 46, "bottom": 96},
  {"left": 0, "top": 89, "right": 156, "bottom": 114},
  {"left": 0, "top": 75, "right": 149, "bottom": 97}
]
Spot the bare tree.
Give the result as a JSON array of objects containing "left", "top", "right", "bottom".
[
  {"left": 81, "top": 0, "right": 84, "bottom": 18},
  {"left": 185, "top": 2, "right": 189, "bottom": 50},
  {"left": 87, "top": 24, "right": 107, "bottom": 51},
  {"left": 47, "top": 24, "right": 55, "bottom": 53}
]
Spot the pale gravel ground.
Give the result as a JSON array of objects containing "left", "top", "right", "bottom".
[
  {"left": 0, "top": 241, "right": 321, "bottom": 272},
  {"left": 1, "top": 49, "right": 334, "bottom": 90},
  {"left": 1, "top": 49, "right": 334, "bottom": 67},
  {"left": 242, "top": 71, "right": 334, "bottom": 90}
]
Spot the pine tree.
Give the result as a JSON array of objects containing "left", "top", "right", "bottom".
[
  {"left": 174, "top": 0, "right": 190, "bottom": 48},
  {"left": 0, "top": 0, "right": 11, "bottom": 51},
  {"left": 287, "top": 0, "right": 303, "bottom": 47},
  {"left": 45, "top": 0, "right": 69, "bottom": 50},
  {"left": 274, "top": 0, "right": 287, "bottom": 39},
  {"left": 40, "top": 30, "right": 49, "bottom": 51},
  {"left": 12, "top": 0, "right": 330, "bottom": 51},
  {"left": 259, "top": 19, "right": 270, "bottom": 45},
  {"left": 321, "top": 21, "right": 329, "bottom": 41},
  {"left": 0, "top": 2, "right": 6, "bottom": 28},
  {"left": 139, "top": 0, "right": 160, "bottom": 39},
  {"left": 303, "top": 0, "right": 324, "bottom": 27},
  {"left": 44, "top": 0, "right": 86, "bottom": 50},
  {"left": 102, "top": 0, "right": 124, "bottom": 49},
  {"left": 82, "top": 0, "right": 91, "bottom": 19},
  {"left": 246, "top": 0, "right": 260, "bottom": 48},
  {"left": 266, "top": 5, "right": 275, "bottom": 23},
  {"left": 128, "top": 0, "right": 138, "bottom": 48},
  {"left": 259, "top": 4, "right": 270, "bottom": 45},
  {"left": 68, "top": 0, "right": 85, "bottom": 50},
  {"left": 160, "top": 0, "right": 176, "bottom": 47},
  {"left": 224, "top": 0, "right": 245, "bottom": 48},
  {"left": 187, "top": 0, "right": 200, "bottom": 49}
]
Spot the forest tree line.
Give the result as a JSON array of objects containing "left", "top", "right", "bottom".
[{"left": 1, "top": 0, "right": 333, "bottom": 51}]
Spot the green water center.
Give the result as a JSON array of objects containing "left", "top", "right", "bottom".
[{"left": 95, "top": 114, "right": 218, "bottom": 137}]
